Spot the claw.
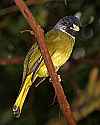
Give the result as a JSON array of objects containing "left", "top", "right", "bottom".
[
  {"left": 58, "top": 75, "right": 61, "bottom": 82},
  {"left": 49, "top": 75, "right": 61, "bottom": 83}
]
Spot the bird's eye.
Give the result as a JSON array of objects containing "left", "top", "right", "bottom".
[
  {"left": 70, "top": 24, "right": 80, "bottom": 31},
  {"left": 73, "top": 24, "right": 76, "bottom": 28}
]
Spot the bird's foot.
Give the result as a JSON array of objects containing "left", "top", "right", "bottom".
[{"left": 49, "top": 75, "right": 61, "bottom": 83}]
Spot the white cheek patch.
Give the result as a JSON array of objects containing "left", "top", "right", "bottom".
[
  {"left": 70, "top": 24, "right": 80, "bottom": 31},
  {"left": 72, "top": 24, "right": 80, "bottom": 31}
]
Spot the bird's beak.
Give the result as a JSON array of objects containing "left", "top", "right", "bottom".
[{"left": 73, "top": 24, "right": 80, "bottom": 31}]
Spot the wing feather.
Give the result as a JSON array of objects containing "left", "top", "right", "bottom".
[{"left": 22, "top": 30, "right": 60, "bottom": 82}]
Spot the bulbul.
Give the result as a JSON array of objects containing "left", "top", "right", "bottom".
[{"left": 13, "top": 16, "right": 80, "bottom": 118}]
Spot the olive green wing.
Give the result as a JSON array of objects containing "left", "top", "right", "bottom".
[
  {"left": 22, "top": 42, "right": 41, "bottom": 83},
  {"left": 22, "top": 29, "right": 59, "bottom": 83}
]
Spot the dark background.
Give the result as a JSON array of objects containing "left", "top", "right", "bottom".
[{"left": 0, "top": 0, "right": 100, "bottom": 125}]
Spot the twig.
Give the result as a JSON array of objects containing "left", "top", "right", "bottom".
[
  {"left": 69, "top": 80, "right": 81, "bottom": 98},
  {"left": 64, "top": 56, "right": 100, "bottom": 76},
  {"left": 14, "top": 0, "right": 76, "bottom": 125},
  {"left": 0, "top": 55, "right": 99, "bottom": 65},
  {"left": 0, "top": 0, "right": 40, "bottom": 17},
  {"left": 0, "top": 57, "right": 23, "bottom": 65},
  {"left": 77, "top": 58, "right": 100, "bottom": 66},
  {"left": 72, "top": 67, "right": 100, "bottom": 121}
]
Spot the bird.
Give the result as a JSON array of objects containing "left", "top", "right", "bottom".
[{"left": 13, "top": 16, "right": 80, "bottom": 118}]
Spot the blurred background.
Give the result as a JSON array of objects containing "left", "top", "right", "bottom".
[{"left": 0, "top": 0, "right": 100, "bottom": 125}]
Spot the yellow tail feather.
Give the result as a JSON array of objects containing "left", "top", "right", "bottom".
[{"left": 13, "top": 73, "right": 37, "bottom": 118}]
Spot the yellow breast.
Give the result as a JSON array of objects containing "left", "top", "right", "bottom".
[{"left": 37, "top": 31, "right": 75, "bottom": 77}]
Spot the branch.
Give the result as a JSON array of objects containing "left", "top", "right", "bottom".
[
  {"left": 0, "top": 55, "right": 99, "bottom": 65},
  {"left": 72, "top": 67, "right": 100, "bottom": 121},
  {"left": 0, "top": 0, "right": 41, "bottom": 17},
  {"left": 14, "top": 0, "right": 76, "bottom": 125},
  {"left": 77, "top": 58, "right": 100, "bottom": 66},
  {"left": 0, "top": 57, "right": 23, "bottom": 65}
]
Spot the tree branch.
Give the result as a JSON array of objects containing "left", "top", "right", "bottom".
[
  {"left": 0, "top": 57, "right": 23, "bottom": 65},
  {"left": 14, "top": 0, "right": 76, "bottom": 125},
  {"left": 0, "top": 0, "right": 41, "bottom": 17}
]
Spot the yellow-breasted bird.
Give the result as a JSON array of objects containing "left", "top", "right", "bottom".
[{"left": 13, "top": 16, "right": 80, "bottom": 118}]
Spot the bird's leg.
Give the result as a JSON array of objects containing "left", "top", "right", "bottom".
[
  {"left": 20, "top": 29, "right": 34, "bottom": 35},
  {"left": 49, "top": 74, "right": 62, "bottom": 105},
  {"left": 35, "top": 77, "right": 46, "bottom": 87}
]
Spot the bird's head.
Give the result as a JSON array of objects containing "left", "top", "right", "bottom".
[{"left": 54, "top": 16, "right": 80, "bottom": 37}]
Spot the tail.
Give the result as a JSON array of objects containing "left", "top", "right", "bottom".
[{"left": 13, "top": 73, "right": 38, "bottom": 118}]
